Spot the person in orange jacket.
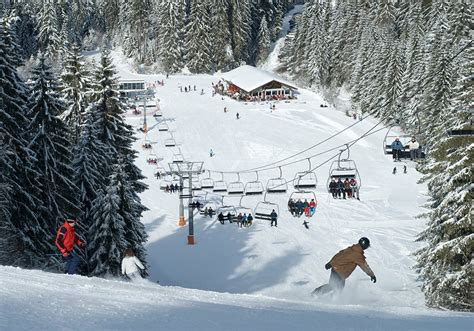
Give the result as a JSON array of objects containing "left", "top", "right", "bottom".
[
  {"left": 55, "top": 219, "right": 85, "bottom": 275},
  {"left": 312, "top": 237, "right": 376, "bottom": 296}
]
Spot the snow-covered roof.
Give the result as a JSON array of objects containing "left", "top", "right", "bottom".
[{"left": 221, "top": 65, "right": 297, "bottom": 93}]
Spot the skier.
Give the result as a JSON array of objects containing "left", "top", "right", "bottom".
[
  {"left": 201, "top": 89, "right": 204, "bottom": 95},
  {"left": 406, "top": 136, "right": 420, "bottom": 160},
  {"left": 312, "top": 237, "right": 376, "bottom": 296},
  {"left": 218, "top": 212, "right": 225, "bottom": 224},
  {"left": 194, "top": 85, "right": 196, "bottom": 91},
  {"left": 184, "top": 87, "right": 188, "bottom": 93},
  {"left": 121, "top": 248, "right": 145, "bottom": 281},
  {"left": 236, "top": 113, "right": 240, "bottom": 120},
  {"left": 224, "top": 107, "right": 227, "bottom": 113},
  {"left": 329, "top": 178, "right": 338, "bottom": 198},
  {"left": 55, "top": 218, "right": 86, "bottom": 275},
  {"left": 209, "top": 149, "right": 214, "bottom": 157},
  {"left": 391, "top": 137, "right": 404, "bottom": 161},
  {"left": 180, "top": 86, "right": 182, "bottom": 92},
  {"left": 270, "top": 209, "right": 278, "bottom": 227}
]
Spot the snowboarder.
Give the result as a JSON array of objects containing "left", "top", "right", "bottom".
[
  {"left": 391, "top": 137, "right": 404, "bottom": 161},
  {"left": 270, "top": 209, "right": 278, "bottom": 227},
  {"left": 236, "top": 113, "right": 240, "bottom": 120},
  {"left": 121, "top": 248, "right": 145, "bottom": 281},
  {"left": 312, "top": 237, "right": 376, "bottom": 296},
  {"left": 55, "top": 219, "right": 86, "bottom": 275}
]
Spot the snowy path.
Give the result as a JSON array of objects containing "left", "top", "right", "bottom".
[
  {"left": 261, "top": 5, "right": 304, "bottom": 72},
  {"left": 1, "top": 266, "right": 472, "bottom": 331}
]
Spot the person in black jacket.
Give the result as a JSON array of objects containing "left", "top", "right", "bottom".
[
  {"left": 336, "top": 178, "right": 345, "bottom": 199},
  {"left": 329, "top": 178, "right": 338, "bottom": 198},
  {"left": 218, "top": 212, "right": 225, "bottom": 224},
  {"left": 270, "top": 209, "right": 278, "bottom": 227}
]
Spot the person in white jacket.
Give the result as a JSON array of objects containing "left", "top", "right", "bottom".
[
  {"left": 405, "top": 136, "right": 420, "bottom": 160},
  {"left": 121, "top": 248, "right": 145, "bottom": 280}
]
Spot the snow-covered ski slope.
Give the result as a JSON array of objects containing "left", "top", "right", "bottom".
[
  {"left": 3, "top": 52, "right": 473, "bottom": 330},
  {"left": 1, "top": 266, "right": 472, "bottom": 331}
]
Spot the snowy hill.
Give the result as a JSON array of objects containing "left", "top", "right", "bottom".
[
  {"left": 3, "top": 52, "right": 473, "bottom": 330},
  {"left": 1, "top": 266, "right": 472, "bottom": 331}
]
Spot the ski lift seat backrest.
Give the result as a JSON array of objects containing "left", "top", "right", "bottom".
[
  {"left": 244, "top": 181, "right": 264, "bottom": 195},
  {"left": 213, "top": 181, "right": 227, "bottom": 192},
  {"left": 228, "top": 182, "right": 245, "bottom": 194},
  {"left": 266, "top": 178, "right": 288, "bottom": 193},
  {"left": 165, "top": 138, "right": 176, "bottom": 147},
  {"left": 293, "top": 172, "right": 317, "bottom": 189},
  {"left": 201, "top": 178, "right": 214, "bottom": 189}
]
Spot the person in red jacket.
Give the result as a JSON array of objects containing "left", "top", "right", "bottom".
[{"left": 56, "top": 219, "right": 85, "bottom": 275}]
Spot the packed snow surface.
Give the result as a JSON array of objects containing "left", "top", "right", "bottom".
[{"left": 2, "top": 50, "right": 473, "bottom": 330}]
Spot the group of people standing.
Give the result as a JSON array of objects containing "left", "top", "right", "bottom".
[
  {"left": 328, "top": 178, "right": 359, "bottom": 200},
  {"left": 288, "top": 198, "right": 317, "bottom": 217}
]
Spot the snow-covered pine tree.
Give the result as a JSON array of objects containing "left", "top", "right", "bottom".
[
  {"left": 7, "top": 4, "right": 37, "bottom": 60},
  {"left": 0, "top": 21, "right": 46, "bottom": 267},
  {"left": 209, "top": 0, "right": 234, "bottom": 71},
  {"left": 130, "top": 0, "right": 152, "bottom": 64},
  {"left": 272, "top": 2, "right": 284, "bottom": 42},
  {"left": 186, "top": 0, "right": 212, "bottom": 73},
  {"left": 60, "top": 44, "right": 91, "bottom": 142},
  {"left": 72, "top": 108, "right": 110, "bottom": 234},
  {"left": 36, "top": 0, "right": 60, "bottom": 61},
  {"left": 256, "top": 16, "right": 271, "bottom": 65},
  {"left": 27, "top": 55, "right": 81, "bottom": 247},
  {"left": 109, "top": 158, "right": 148, "bottom": 271},
  {"left": 158, "top": 0, "right": 185, "bottom": 73},
  {"left": 88, "top": 184, "right": 128, "bottom": 277},
  {"left": 416, "top": 43, "right": 473, "bottom": 311},
  {"left": 230, "top": 0, "right": 251, "bottom": 64}
]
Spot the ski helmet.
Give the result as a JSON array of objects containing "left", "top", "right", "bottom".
[{"left": 359, "top": 237, "right": 370, "bottom": 250}]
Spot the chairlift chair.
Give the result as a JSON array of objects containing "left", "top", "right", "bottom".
[
  {"left": 192, "top": 177, "right": 202, "bottom": 191},
  {"left": 200, "top": 170, "right": 214, "bottom": 189},
  {"left": 160, "top": 176, "right": 173, "bottom": 190},
  {"left": 254, "top": 193, "right": 280, "bottom": 221},
  {"left": 200, "top": 202, "right": 218, "bottom": 216},
  {"left": 266, "top": 167, "right": 288, "bottom": 193},
  {"left": 244, "top": 171, "right": 264, "bottom": 195},
  {"left": 227, "top": 173, "right": 245, "bottom": 195},
  {"left": 326, "top": 145, "right": 361, "bottom": 191},
  {"left": 164, "top": 138, "right": 176, "bottom": 147},
  {"left": 172, "top": 152, "right": 185, "bottom": 163},
  {"left": 293, "top": 159, "right": 317, "bottom": 189},
  {"left": 213, "top": 172, "right": 227, "bottom": 192},
  {"left": 153, "top": 110, "right": 163, "bottom": 118},
  {"left": 158, "top": 122, "right": 169, "bottom": 132},
  {"left": 236, "top": 196, "right": 254, "bottom": 218},
  {"left": 383, "top": 126, "right": 426, "bottom": 159},
  {"left": 288, "top": 190, "right": 317, "bottom": 218}
]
